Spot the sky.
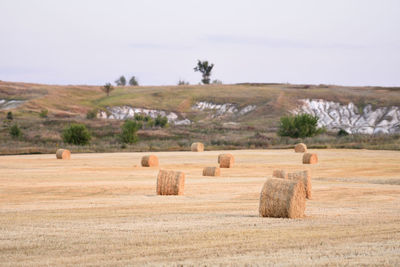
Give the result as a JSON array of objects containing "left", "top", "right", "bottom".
[{"left": 0, "top": 0, "right": 399, "bottom": 86}]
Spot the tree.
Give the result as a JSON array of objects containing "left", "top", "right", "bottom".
[
  {"left": 9, "top": 124, "right": 22, "bottom": 139},
  {"left": 6, "top": 111, "right": 13, "bottom": 121},
  {"left": 194, "top": 60, "right": 214, "bottom": 84},
  {"left": 102, "top": 83, "right": 114, "bottom": 97},
  {"left": 278, "top": 113, "right": 323, "bottom": 138},
  {"left": 129, "top": 76, "right": 138, "bottom": 86},
  {"left": 120, "top": 120, "right": 141, "bottom": 144},
  {"left": 62, "top": 124, "right": 91, "bottom": 145},
  {"left": 115, "top": 76, "right": 126, "bottom": 86}
]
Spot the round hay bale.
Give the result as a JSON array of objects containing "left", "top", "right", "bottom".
[
  {"left": 303, "top": 153, "right": 318, "bottom": 164},
  {"left": 191, "top": 142, "right": 204, "bottom": 152},
  {"left": 294, "top": 143, "right": 307, "bottom": 153},
  {"left": 202, "top": 167, "right": 221, "bottom": 176},
  {"left": 156, "top": 170, "right": 185, "bottom": 195},
  {"left": 272, "top": 169, "right": 287, "bottom": 179},
  {"left": 259, "top": 178, "right": 306, "bottom": 218},
  {"left": 287, "top": 170, "right": 312, "bottom": 199},
  {"left": 219, "top": 155, "right": 234, "bottom": 168},
  {"left": 56, "top": 149, "right": 71, "bottom": 160},
  {"left": 217, "top": 153, "right": 234, "bottom": 164},
  {"left": 141, "top": 155, "right": 159, "bottom": 167}
]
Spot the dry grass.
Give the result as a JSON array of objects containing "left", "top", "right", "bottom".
[{"left": 0, "top": 149, "right": 400, "bottom": 265}]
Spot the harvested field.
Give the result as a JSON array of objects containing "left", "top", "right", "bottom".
[{"left": 0, "top": 149, "right": 400, "bottom": 266}]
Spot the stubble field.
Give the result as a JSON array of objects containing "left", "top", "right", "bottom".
[{"left": 0, "top": 149, "right": 400, "bottom": 266}]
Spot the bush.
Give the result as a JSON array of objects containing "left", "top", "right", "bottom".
[
  {"left": 134, "top": 113, "right": 145, "bottom": 121},
  {"left": 86, "top": 109, "right": 97, "bottom": 119},
  {"left": 39, "top": 109, "right": 48, "bottom": 118},
  {"left": 6, "top": 111, "right": 13, "bottom": 120},
  {"left": 120, "top": 120, "right": 141, "bottom": 144},
  {"left": 278, "top": 113, "right": 323, "bottom": 138},
  {"left": 337, "top": 128, "right": 349, "bottom": 137},
  {"left": 9, "top": 124, "right": 22, "bottom": 138},
  {"left": 155, "top": 115, "right": 169, "bottom": 128},
  {"left": 62, "top": 124, "right": 91, "bottom": 145}
]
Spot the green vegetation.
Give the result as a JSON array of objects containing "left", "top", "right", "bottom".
[
  {"left": 129, "top": 76, "right": 138, "bottom": 86},
  {"left": 115, "top": 76, "right": 126, "bottom": 86},
  {"left": 6, "top": 111, "right": 13, "bottom": 121},
  {"left": 62, "top": 124, "right": 91, "bottom": 145},
  {"left": 278, "top": 113, "right": 324, "bottom": 138},
  {"left": 86, "top": 109, "right": 97, "bottom": 119},
  {"left": 155, "top": 116, "right": 168, "bottom": 128},
  {"left": 120, "top": 120, "right": 141, "bottom": 144},
  {"left": 337, "top": 129, "right": 350, "bottom": 137},
  {"left": 39, "top": 109, "right": 48, "bottom": 118},
  {"left": 102, "top": 83, "right": 114, "bottom": 97},
  {"left": 9, "top": 124, "right": 22, "bottom": 139},
  {"left": 194, "top": 60, "right": 214, "bottom": 84}
]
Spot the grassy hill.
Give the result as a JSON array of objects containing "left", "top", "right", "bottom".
[{"left": 1, "top": 81, "right": 400, "bottom": 154}]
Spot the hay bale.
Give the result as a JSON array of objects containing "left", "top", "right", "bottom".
[
  {"left": 191, "top": 142, "right": 204, "bottom": 152},
  {"left": 272, "top": 169, "right": 287, "bottom": 179},
  {"left": 288, "top": 170, "right": 312, "bottom": 199},
  {"left": 202, "top": 167, "right": 221, "bottom": 176},
  {"left": 294, "top": 143, "right": 307, "bottom": 153},
  {"left": 217, "top": 153, "right": 235, "bottom": 164},
  {"left": 219, "top": 155, "right": 234, "bottom": 168},
  {"left": 156, "top": 170, "right": 185, "bottom": 195},
  {"left": 141, "top": 155, "right": 159, "bottom": 167},
  {"left": 56, "top": 149, "right": 70, "bottom": 160},
  {"left": 303, "top": 153, "right": 318, "bottom": 164},
  {"left": 259, "top": 178, "right": 306, "bottom": 218}
]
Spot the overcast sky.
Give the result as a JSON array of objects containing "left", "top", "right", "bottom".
[{"left": 1, "top": 0, "right": 399, "bottom": 86}]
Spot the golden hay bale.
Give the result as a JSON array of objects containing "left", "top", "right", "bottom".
[
  {"left": 303, "top": 153, "right": 318, "bottom": 164},
  {"left": 217, "top": 153, "right": 235, "bottom": 164},
  {"left": 156, "top": 170, "right": 185, "bottom": 195},
  {"left": 191, "top": 142, "right": 204, "bottom": 152},
  {"left": 272, "top": 169, "right": 287, "bottom": 179},
  {"left": 219, "top": 155, "right": 234, "bottom": 168},
  {"left": 141, "top": 155, "right": 159, "bottom": 167},
  {"left": 294, "top": 143, "right": 307, "bottom": 153},
  {"left": 202, "top": 167, "right": 221, "bottom": 176},
  {"left": 259, "top": 178, "right": 306, "bottom": 218},
  {"left": 287, "top": 170, "right": 312, "bottom": 199},
  {"left": 56, "top": 149, "right": 70, "bottom": 160}
]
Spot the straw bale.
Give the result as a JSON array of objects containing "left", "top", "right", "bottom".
[
  {"left": 219, "top": 155, "right": 234, "bottom": 168},
  {"left": 191, "top": 142, "right": 204, "bottom": 152},
  {"left": 56, "top": 149, "right": 70, "bottom": 160},
  {"left": 202, "top": 166, "right": 221, "bottom": 176},
  {"left": 294, "top": 143, "right": 307, "bottom": 153},
  {"left": 217, "top": 153, "right": 234, "bottom": 164},
  {"left": 259, "top": 178, "right": 306, "bottom": 218},
  {"left": 141, "top": 155, "right": 159, "bottom": 167},
  {"left": 156, "top": 170, "right": 185, "bottom": 195},
  {"left": 303, "top": 153, "right": 318, "bottom": 164}
]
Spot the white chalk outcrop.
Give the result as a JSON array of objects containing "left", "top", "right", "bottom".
[
  {"left": 97, "top": 106, "right": 191, "bottom": 125},
  {"left": 0, "top": 99, "right": 25, "bottom": 110},
  {"left": 293, "top": 99, "right": 400, "bottom": 134},
  {"left": 192, "top": 101, "right": 256, "bottom": 116}
]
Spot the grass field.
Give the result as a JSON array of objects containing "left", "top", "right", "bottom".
[{"left": 1, "top": 149, "right": 399, "bottom": 266}]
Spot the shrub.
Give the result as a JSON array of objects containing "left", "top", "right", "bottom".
[
  {"left": 86, "top": 109, "right": 97, "bottom": 119},
  {"left": 102, "top": 83, "right": 114, "bottom": 97},
  {"left": 115, "top": 76, "right": 126, "bottom": 86},
  {"left": 337, "top": 128, "right": 349, "bottom": 137},
  {"left": 120, "top": 120, "right": 141, "bottom": 144},
  {"left": 178, "top": 80, "right": 189, "bottom": 85},
  {"left": 129, "top": 76, "right": 139, "bottom": 86},
  {"left": 278, "top": 113, "right": 323, "bottom": 138},
  {"left": 6, "top": 111, "right": 13, "bottom": 120},
  {"left": 134, "top": 113, "right": 145, "bottom": 121},
  {"left": 155, "top": 115, "right": 169, "bottom": 128},
  {"left": 9, "top": 124, "right": 22, "bottom": 138},
  {"left": 39, "top": 109, "right": 48, "bottom": 118},
  {"left": 62, "top": 124, "right": 91, "bottom": 145}
]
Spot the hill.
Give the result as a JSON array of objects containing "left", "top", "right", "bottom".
[{"left": 1, "top": 81, "right": 400, "bottom": 154}]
